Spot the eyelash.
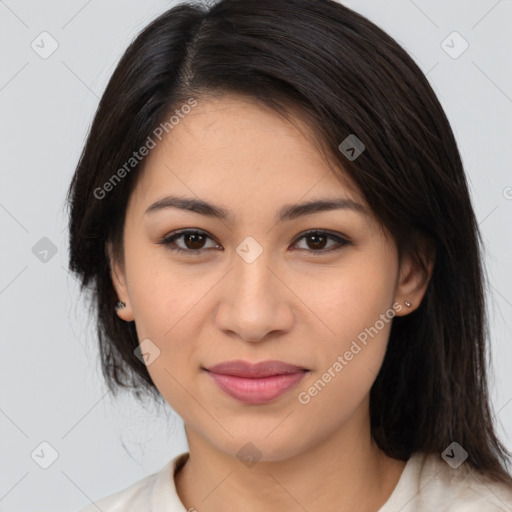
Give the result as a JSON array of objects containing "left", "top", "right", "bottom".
[{"left": 157, "top": 229, "right": 351, "bottom": 256}]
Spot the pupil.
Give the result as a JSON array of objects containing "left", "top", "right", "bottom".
[
  {"left": 187, "top": 233, "right": 204, "bottom": 249},
  {"left": 309, "top": 234, "right": 326, "bottom": 249}
]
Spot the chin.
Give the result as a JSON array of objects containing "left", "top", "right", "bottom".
[{"left": 207, "top": 427, "right": 310, "bottom": 464}]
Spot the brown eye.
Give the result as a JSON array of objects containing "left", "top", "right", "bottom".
[
  {"left": 181, "top": 232, "right": 207, "bottom": 250},
  {"left": 292, "top": 230, "right": 350, "bottom": 253},
  {"left": 305, "top": 233, "right": 328, "bottom": 250},
  {"left": 158, "top": 229, "right": 350, "bottom": 256},
  {"left": 158, "top": 229, "right": 219, "bottom": 254}
]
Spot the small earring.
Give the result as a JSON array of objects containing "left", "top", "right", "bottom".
[
  {"left": 404, "top": 300, "right": 412, "bottom": 308},
  {"left": 115, "top": 300, "right": 126, "bottom": 310}
]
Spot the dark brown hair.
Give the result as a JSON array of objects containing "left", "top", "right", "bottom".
[{"left": 66, "top": 0, "right": 512, "bottom": 486}]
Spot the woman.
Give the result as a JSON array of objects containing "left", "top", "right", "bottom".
[{"left": 67, "top": 0, "right": 512, "bottom": 510}]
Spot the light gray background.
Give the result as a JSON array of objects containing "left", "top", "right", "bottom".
[{"left": 0, "top": 1, "right": 511, "bottom": 511}]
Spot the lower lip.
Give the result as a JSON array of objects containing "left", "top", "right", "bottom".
[{"left": 205, "top": 370, "right": 308, "bottom": 404}]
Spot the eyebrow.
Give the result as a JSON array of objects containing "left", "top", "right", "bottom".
[{"left": 144, "top": 195, "right": 368, "bottom": 222}]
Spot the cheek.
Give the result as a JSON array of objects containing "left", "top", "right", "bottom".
[
  {"left": 300, "top": 253, "right": 397, "bottom": 346},
  {"left": 294, "top": 252, "right": 397, "bottom": 405},
  {"left": 124, "top": 238, "right": 208, "bottom": 336},
  {"left": 294, "top": 309, "right": 394, "bottom": 442},
  {"left": 123, "top": 246, "right": 216, "bottom": 409}
]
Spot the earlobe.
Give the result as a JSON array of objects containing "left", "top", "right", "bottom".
[
  {"left": 106, "top": 241, "right": 135, "bottom": 322},
  {"left": 394, "top": 235, "right": 435, "bottom": 316}
]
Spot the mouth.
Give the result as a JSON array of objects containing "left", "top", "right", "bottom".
[{"left": 202, "top": 360, "right": 310, "bottom": 405}]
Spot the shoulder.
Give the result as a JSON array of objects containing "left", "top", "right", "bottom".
[
  {"left": 74, "top": 452, "right": 189, "bottom": 512},
  {"left": 75, "top": 468, "right": 162, "bottom": 512},
  {"left": 382, "top": 451, "right": 512, "bottom": 512}
]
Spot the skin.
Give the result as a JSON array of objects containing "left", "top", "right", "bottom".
[{"left": 109, "top": 95, "right": 434, "bottom": 512}]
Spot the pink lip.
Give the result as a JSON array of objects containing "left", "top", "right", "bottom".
[{"left": 204, "top": 360, "right": 309, "bottom": 405}]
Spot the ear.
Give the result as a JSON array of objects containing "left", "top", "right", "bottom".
[
  {"left": 106, "top": 241, "right": 135, "bottom": 322},
  {"left": 393, "top": 234, "right": 435, "bottom": 316}
]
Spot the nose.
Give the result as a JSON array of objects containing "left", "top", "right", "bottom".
[{"left": 214, "top": 248, "right": 295, "bottom": 343}]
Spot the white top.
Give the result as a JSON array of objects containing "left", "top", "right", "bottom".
[{"left": 76, "top": 451, "right": 512, "bottom": 511}]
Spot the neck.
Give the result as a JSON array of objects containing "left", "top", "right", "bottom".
[{"left": 175, "top": 403, "right": 406, "bottom": 512}]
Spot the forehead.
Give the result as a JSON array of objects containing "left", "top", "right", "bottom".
[{"left": 129, "top": 95, "right": 365, "bottom": 214}]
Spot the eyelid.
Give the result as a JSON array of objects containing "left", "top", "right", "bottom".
[{"left": 157, "top": 228, "right": 351, "bottom": 255}]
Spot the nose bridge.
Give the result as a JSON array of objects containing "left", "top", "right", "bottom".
[
  {"left": 214, "top": 235, "right": 294, "bottom": 342},
  {"left": 232, "top": 235, "right": 277, "bottom": 303}
]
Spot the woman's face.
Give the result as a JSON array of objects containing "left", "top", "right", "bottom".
[{"left": 110, "top": 95, "right": 428, "bottom": 461}]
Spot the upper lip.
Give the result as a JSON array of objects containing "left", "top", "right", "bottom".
[{"left": 205, "top": 360, "right": 308, "bottom": 378}]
